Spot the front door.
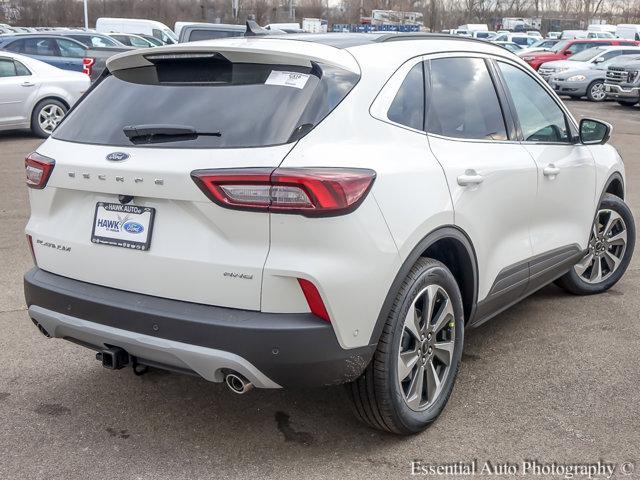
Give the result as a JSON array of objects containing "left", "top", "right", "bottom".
[{"left": 495, "top": 60, "right": 596, "bottom": 289}]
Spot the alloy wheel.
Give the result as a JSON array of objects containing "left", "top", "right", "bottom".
[
  {"left": 590, "top": 82, "right": 606, "bottom": 102},
  {"left": 574, "top": 209, "right": 627, "bottom": 284},
  {"left": 398, "top": 284, "right": 456, "bottom": 411},
  {"left": 38, "top": 104, "right": 65, "bottom": 135}
]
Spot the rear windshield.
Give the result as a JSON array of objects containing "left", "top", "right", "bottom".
[
  {"left": 53, "top": 55, "right": 359, "bottom": 148},
  {"left": 188, "top": 29, "right": 244, "bottom": 41}
]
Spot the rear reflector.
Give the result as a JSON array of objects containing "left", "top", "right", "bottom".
[
  {"left": 25, "top": 152, "right": 55, "bottom": 189},
  {"left": 82, "top": 57, "right": 95, "bottom": 76},
  {"left": 26, "top": 234, "right": 37, "bottom": 266},
  {"left": 298, "top": 278, "right": 330, "bottom": 322},
  {"left": 191, "top": 167, "right": 376, "bottom": 217}
]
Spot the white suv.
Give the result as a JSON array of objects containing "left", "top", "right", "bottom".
[{"left": 23, "top": 33, "right": 635, "bottom": 435}]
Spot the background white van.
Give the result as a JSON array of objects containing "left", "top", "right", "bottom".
[
  {"left": 96, "top": 18, "right": 178, "bottom": 44},
  {"left": 616, "top": 24, "right": 640, "bottom": 41}
]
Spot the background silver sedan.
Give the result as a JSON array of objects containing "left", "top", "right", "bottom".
[
  {"left": 549, "top": 54, "right": 640, "bottom": 102},
  {"left": 0, "top": 51, "right": 88, "bottom": 137}
]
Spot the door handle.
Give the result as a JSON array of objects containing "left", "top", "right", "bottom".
[
  {"left": 457, "top": 170, "right": 484, "bottom": 187},
  {"left": 20, "top": 81, "right": 35, "bottom": 87},
  {"left": 543, "top": 164, "right": 560, "bottom": 178}
]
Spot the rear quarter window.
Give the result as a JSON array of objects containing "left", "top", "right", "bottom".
[{"left": 53, "top": 56, "right": 359, "bottom": 149}]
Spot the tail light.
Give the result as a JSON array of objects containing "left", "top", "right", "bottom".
[
  {"left": 26, "top": 234, "right": 37, "bottom": 265},
  {"left": 82, "top": 57, "right": 95, "bottom": 76},
  {"left": 25, "top": 152, "right": 55, "bottom": 189},
  {"left": 191, "top": 167, "right": 376, "bottom": 217},
  {"left": 298, "top": 278, "right": 330, "bottom": 322}
]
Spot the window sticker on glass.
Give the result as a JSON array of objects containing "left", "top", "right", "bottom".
[{"left": 265, "top": 71, "right": 310, "bottom": 89}]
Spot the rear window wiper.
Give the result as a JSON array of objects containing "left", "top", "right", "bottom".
[{"left": 123, "top": 124, "right": 222, "bottom": 144}]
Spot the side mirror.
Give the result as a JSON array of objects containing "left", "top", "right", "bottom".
[
  {"left": 580, "top": 118, "right": 611, "bottom": 145},
  {"left": 564, "top": 49, "right": 574, "bottom": 55},
  {"left": 594, "top": 56, "right": 605, "bottom": 63}
]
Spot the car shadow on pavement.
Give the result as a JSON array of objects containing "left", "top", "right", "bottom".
[{"left": 0, "top": 129, "right": 37, "bottom": 141}]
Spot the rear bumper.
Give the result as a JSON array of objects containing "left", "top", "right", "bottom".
[{"left": 24, "top": 268, "right": 375, "bottom": 388}]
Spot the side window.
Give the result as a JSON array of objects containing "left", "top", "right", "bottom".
[
  {"left": 601, "top": 51, "right": 624, "bottom": 61},
  {"left": 387, "top": 61, "right": 424, "bottom": 131},
  {"left": 571, "top": 43, "right": 590, "bottom": 54},
  {"left": 24, "top": 38, "right": 57, "bottom": 56},
  {"left": 14, "top": 60, "right": 31, "bottom": 76},
  {"left": 427, "top": 57, "right": 507, "bottom": 141},
  {"left": 84, "top": 36, "right": 116, "bottom": 47},
  {"left": 56, "top": 39, "right": 85, "bottom": 58},
  {"left": 129, "top": 36, "right": 151, "bottom": 47},
  {"left": 498, "top": 62, "right": 570, "bottom": 143},
  {"left": 4, "top": 40, "right": 24, "bottom": 53},
  {"left": 0, "top": 59, "right": 17, "bottom": 77},
  {"left": 111, "top": 35, "right": 130, "bottom": 46}
]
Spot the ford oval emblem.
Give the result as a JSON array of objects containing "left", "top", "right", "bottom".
[
  {"left": 123, "top": 221, "right": 144, "bottom": 234},
  {"left": 106, "top": 152, "right": 129, "bottom": 162}
]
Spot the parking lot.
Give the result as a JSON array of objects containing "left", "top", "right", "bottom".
[{"left": 0, "top": 100, "right": 639, "bottom": 479}]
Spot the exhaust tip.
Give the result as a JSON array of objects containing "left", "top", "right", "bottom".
[{"left": 225, "top": 372, "right": 253, "bottom": 394}]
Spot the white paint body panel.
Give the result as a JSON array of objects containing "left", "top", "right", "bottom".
[
  {"left": 525, "top": 144, "right": 596, "bottom": 254},
  {"left": 28, "top": 139, "right": 294, "bottom": 310},
  {"left": 429, "top": 136, "right": 537, "bottom": 300}
]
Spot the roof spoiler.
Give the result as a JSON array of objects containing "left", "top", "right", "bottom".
[
  {"left": 106, "top": 39, "right": 361, "bottom": 75},
  {"left": 245, "top": 20, "right": 270, "bottom": 37}
]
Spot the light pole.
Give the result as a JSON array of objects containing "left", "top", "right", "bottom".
[{"left": 83, "top": 0, "right": 89, "bottom": 29}]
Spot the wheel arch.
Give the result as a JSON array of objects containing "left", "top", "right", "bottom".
[
  {"left": 368, "top": 226, "right": 478, "bottom": 345},
  {"left": 602, "top": 171, "right": 624, "bottom": 201}
]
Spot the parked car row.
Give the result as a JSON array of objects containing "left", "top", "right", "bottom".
[{"left": 513, "top": 38, "right": 640, "bottom": 104}]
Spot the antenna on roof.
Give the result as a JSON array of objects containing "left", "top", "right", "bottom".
[{"left": 245, "top": 20, "right": 270, "bottom": 36}]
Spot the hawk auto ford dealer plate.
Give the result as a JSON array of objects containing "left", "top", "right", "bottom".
[{"left": 91, "top": 202, "right": 155, "bottom": 250}]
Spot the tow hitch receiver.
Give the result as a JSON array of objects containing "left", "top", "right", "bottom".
[{"left": 96, "top": 346, "right": 129, "bottom": 370}]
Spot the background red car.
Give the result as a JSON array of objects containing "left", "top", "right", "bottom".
[{"left": 521, "top": 38, "right": 640, "bottom": 70}]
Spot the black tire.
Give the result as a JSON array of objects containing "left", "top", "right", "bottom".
[
  {"left": 556, "top": 193, "right": 635, "bottom": 295},
  {"left": 347, "top": 258, "right": 464, "bottom": 435},
  {"left": 617, "top": 100, "right": 638, "bottom": 107},
  {"left": 30, "top": 98, "right": 67, "bottom": 138},
  {"left": 586, "top": 80, "right": 605, "bottom": 102}
]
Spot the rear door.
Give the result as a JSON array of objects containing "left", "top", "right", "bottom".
[{"left": 424, "top": 55, "right": 538, "bottom": 314}]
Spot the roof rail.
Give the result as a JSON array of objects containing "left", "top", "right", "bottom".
[{"left": 375, "top": 32, "right": 491, "bottom": 45}]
